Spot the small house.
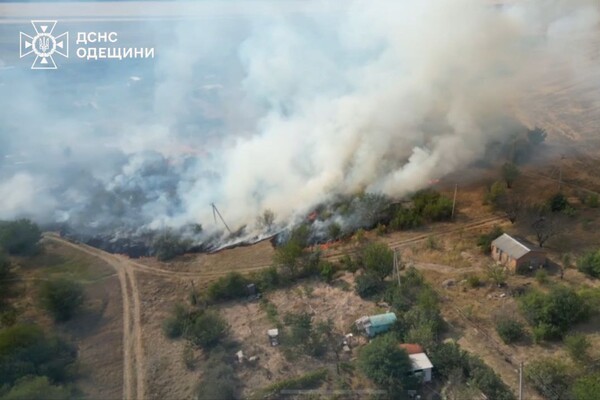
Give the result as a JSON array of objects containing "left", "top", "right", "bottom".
[
  {"left": 491, "top": 233, "right": 547, "bottom": 273},
  {"left": 355, "top": 312, "right": 397, "bottom": 337}
]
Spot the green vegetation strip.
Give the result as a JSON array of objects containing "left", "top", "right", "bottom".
[{"left": 250, "top": 368, "right": 328, "bottom": 400}]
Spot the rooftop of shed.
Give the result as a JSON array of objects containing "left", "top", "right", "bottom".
[{"left": 491, "top": 233, "right": 545, "bottom": 259}]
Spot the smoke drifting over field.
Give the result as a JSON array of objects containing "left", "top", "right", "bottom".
[{"left": 0, "top": 0, "right": 598, "bottom": 245}]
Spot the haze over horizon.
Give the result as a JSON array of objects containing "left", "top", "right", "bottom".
[{"left": 0, "top": 0, "right": 598, "bottom": 243}]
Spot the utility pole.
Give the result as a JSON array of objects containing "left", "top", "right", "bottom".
[
  {"left": 558, "top": 155, "right": 565, "bottom": 192},
  {"left": 211, "top": 203, "right": 232, "bottom": 234},
  {"left": 519, "top": 361, "right": 524, "bottom": 400},
  {"left": 393, "top": 249, "right": 401, "bottom": 287},
  {"left": 451, "top": 184, "right": 458, "bottom": 219}
]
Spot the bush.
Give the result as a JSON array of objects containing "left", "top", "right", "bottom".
[
  {"left": 549, "top": 193, "right": 569, "bottom": 212},
  {"left": 0, "top": 219, "right": 41, "bottom": 256},
  {"left": 577, "top": 250, "right": 600, "bottom": 278},
  {"left": 358, "top": 335, "right": 417, "bottom": 391},
  {"left": 390, "top": 207, "right": 423, "bottom": 230},
  {"left": 495, "top": 318, "right": 525, "bottom": 344},
  {"left": 1, "top": 376, "right": 71, "bottom": 400},
  {"left": 585, "top": 193, "right": 599, "bottom": 208},
  {"left": 197, "top": 349, "right": 239, "bottom": 400},
  {"left": 319, "top": 261, "right": 334, "bottom": 283},
  {"left": 361, "top": 242, "right": 393, "bottom": 281},
  {"left": 477, "top": 226, "right": 503, "bottom": 254},
  {"left": 520, "top": 286, "right": 589, "bottom": 340},
  {"left": 252, "top": 369, "right": 328, "bottom": 400},
  {"left": 152, "top": 230, "right": 191, "bottom": 261},
  {"left": 163, "top": 305, "right": 228, "bottom": 349},
  {"left": 185, "top": 310, "right": 228, "bottom": 349},
  {"left": 501, "top": 162, "right": 520, "bottom": 189},
  {"left": 564, "top": 333, "right": 590, "bottom": 362},
  {"left": 486, "top": 181, "right": 506, "bottom": 206},
  {"left": 466, "top": 274, "right": 482, "bottom": 288},
  {"left": 535, "top": 269, "right": 549, "bottom": 284},
  {"left": 412, "top": 190, "right": 453, "bottom": 221},
  {"left": 0, "top": 324, "right": 77, "bottom": 386},
  {"left": 525, "top": 357, "right": 573, "bottom": 400},
  {"left": 208, "top": 273, "right": 251, "bottom": 302},
  {"left": 355, "top": 273, "right": 384, "bottom": 298},
  {"left": 573, "top": 374, "right": 600, "bottom": 400},
  {"left": 487, "top": 264, "right": 507, "bottom": 287},
  {"left": 38, "top": 278, "right": 84, "bottom": 322}
]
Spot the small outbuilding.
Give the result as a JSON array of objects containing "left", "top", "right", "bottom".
[
  {"left": 355, "top": 312, "right": 397, "bottom": 337},
  {"left": 409, "top": 352, "right": 433, "bottom": 383},
  {"left": 491, "top": 233, "right": 547, "bottom": 273}
]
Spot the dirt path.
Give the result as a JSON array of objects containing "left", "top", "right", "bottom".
[{"left": 45, "top": 236, "right": 146, "bottom": 400}]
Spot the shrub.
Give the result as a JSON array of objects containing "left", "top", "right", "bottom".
[
  {"left": 327, "top": 223, "right": 342, "bottom": 240},
  {"left": 319, "top": 261, "right": 334, "bottom": 283},
  {"left": 355, "top": 273, "right": 384, "bottom": 298},
  {"left": 487, "top": 265, "right": 507, "bottom": 287},
  {"left": 577, "top": 250, "right": 600, "bottom": 278},
  {"left": 358, "top": 335, "right": 417, "bottom": 391},
  {"left": 0, "top": 324, "right": 77, "bottom": 386},
  {"left": 197, "top": 349, "right": 239, "bottom": 400},
  {"left": 486, "top": 181, "right": 506, "bottom": 206},
  {"left": 585, "top": 193, "right": 599, "bottom": 208},
  {"left": 1, "top": 376, "right": 71, "bottom": 400},
  {"left": 412, "top": 190, "right": 453, "bottom": 221},
  {"left": 564, "top": 333, "right": 590, "bottom": 362},
  {"left": 501, "top": 162, "right": 520, "bottom": 189},
  {"left": 520, "top": 286, "right": 589, "bottom": 340},
  {"left": 535, "top": 269, "right": 549, "bottom": 284},
  {"left": 477, "top": 226, "right": 503, "bottom": 254},
  {"left": 361, "top": 242, "right": 393, "bottom": 281},
  {"left": 162, "top": 303, "right": 189, "bottom": 339},
  {"left": 495, "top": 318, "right": 525, "bottom": 344},
  {"left": 466, "top": 274, "right": 482, "bottom": 288},
  {"left": 549, "top": 193, "right": 569, "bottom": 212},
  {"left": 573, "top": 374, "right": 600, "bottom": 400},
  {"left": 525, "top": 357, "right": 573, "bottom": 400},
  {"left": 0, "top": 219, "right": 41, "bottom": 256},
  {"left": 390, "top": 208, "right": 423, "bottom": 230},
  {"left": 185, "top": 310, "right": 228, "bottom": 349},
  {"left": 152, "top": 229, "right": 191, "bottom": 261},
  {"left": 252, "top": 369, "right": 328, "bottom": 400},
  {"left": 38, "top": 278, "right": 84, "bottom": 322},
  {"left": 208, "top": 272, "right": 251, "bottom": 301}
]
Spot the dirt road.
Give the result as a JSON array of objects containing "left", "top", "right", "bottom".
[{"left": 45, "top": 236, "right": 146, "bottom": 400}]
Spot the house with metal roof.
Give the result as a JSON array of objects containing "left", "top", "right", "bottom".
[
  {"left": 491, "top": 233, "right": 546, "bottom": 272},
  {"left": 355, "top": 312, "right": 397, "bottom": 337}
]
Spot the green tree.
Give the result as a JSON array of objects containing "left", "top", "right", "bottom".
[
  {"left": 501, "top": 162, "right": 520, "bottom": 189},
  {"left": 0, "top": 219, "right": 41, "bottom": 256},
  {"left": 207, "top": 272, "right": 251, "bottom": 301},
  {"left": 487, "top": 264, "right": 507, "bottom": 287},
  {"left": 196, "top": 349, "right": 239, "bottom": 400},
  {"left": 1, "top": 376, "right": 71, "bottom": 400},
  {"left": 486, "top": 181, "right": 507, "bottom": 206},
  {"left": 549, "top": 193, "right": 569, "bottom": 212},
  {"left": 495, "top": 317, "right": 525, "bottom": 344},
  {"left": 577, "top": 250, "right": 600, "bottom": 278},
  {"left": 0, "top": 324, "right": 77, "bottom": 386},
  {"left": 573, "top": 374, "right": 600, "bottom": 400},
  {"left": 38, "top": 278, "right": 84, "bottom": 322},
  {"left": 358, "top": 335, "right": 416, "bottom": 395},
  {"left": 0, "top": 253, "right": 13, "bottom": 308},
  {"left": 153, "top": 229, "right": 191, "bottom": 261},
  {"left": 355, "top": 273, "right": 384, "bottom": 298},
  {"left": 527, "top": 127, "right": 547, "bottom": 145},
  {"left": 520, "top": 286, "right": 589, "bottom": 340},
  {"left": 361, "top": 242, "right": 393, "bottom": 281},
  {"left": 564, "top": 333, "right": 590, "bottom": 362},
  {"left": 185, "top": 310, "right": 228, "bottom": 349},
  {"left": 477, "top": 226, "right": 503, "bottom": 254},
  {"left": 525, "top": 357, "right": 573, "bottom": 400}
]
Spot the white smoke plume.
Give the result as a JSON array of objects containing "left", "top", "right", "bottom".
[{"left": 0, "top": 0, "right": 598, "bottom": 242}]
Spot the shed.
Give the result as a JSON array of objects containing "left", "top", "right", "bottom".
[
  {"left": 355, "top": 312, "right": 397, "bottom": 337},
  {"left": 409, "top": 352, "right": 433, "bottom": 383},
  {"left": 491, "top": 233, "right": 547, "bottom": 273}
]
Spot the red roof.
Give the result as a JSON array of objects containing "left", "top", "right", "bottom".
[{"left": 399, "top": 343, "right": 424, "bottom": 355}]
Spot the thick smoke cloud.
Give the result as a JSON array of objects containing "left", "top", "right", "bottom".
[{"left": 0, "top": 0, "right": 598, "bottom": 243}]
